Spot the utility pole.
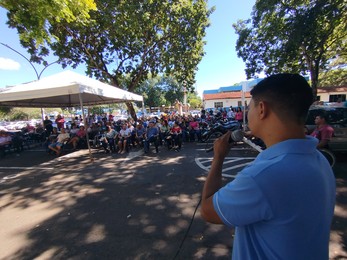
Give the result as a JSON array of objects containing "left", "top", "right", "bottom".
[{"left": 183, "top": 80, "right": 187, "bottom": 114}]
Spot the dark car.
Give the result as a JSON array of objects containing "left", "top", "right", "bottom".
[{"left": 306, "top": 105, "right": 347, "bottom": 152}]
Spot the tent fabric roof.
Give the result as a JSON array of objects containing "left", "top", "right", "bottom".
[{"left": 0, "top": 70, "right": 143, "bottom": 108}]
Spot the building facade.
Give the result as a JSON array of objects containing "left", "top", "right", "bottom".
[
  {"left": 317, "top": 86, "right": 347, "bottom": 103},
  {"left": 203, "top": 82, "right": 347, "bottom": 110}
]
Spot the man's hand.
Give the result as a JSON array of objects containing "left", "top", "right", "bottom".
[
  {"left": 201, "top": 132, "right": 233, "bottom": 224},
  {"left": 213, "top": 131, "right": 233, "bottom": 160}
]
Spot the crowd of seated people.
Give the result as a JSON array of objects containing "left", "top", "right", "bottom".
[
  {"left": 85, "top": 107, "right": 243, "bottom": 154},
  {"left": 76, "top": 110, "right": 225, "bottom": 155},
  {"left": 1, "top": 107, "right": 244, "bottom": 158}
]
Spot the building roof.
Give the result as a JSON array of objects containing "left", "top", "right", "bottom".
[
  {"left": 317, "top": 86, "right": 347, "bottom": 93},
  {"left": 203, "top": 85, "right": 242, "bottom": 94},
  {"left": 204, "top": 91, "right": 251, "bottom": 100},
  {"left": 219, "top": 85, "right": 242, "bottom": 92}
]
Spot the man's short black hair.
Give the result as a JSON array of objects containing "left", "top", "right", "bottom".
[
  {"left": 317, "top": 111, "right": 328, "bottom": 121},
  {"left": 250, "top": 73, "right": 313, "bottom": 124}
]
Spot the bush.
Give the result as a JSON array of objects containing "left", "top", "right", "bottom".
[{"left": 0, "top": 107, "right": 42, "bottom": 121}]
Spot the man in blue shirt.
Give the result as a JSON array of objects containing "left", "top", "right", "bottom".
[
  {"left": 144, "top": 121, "right": 159, "bottom": 154},
  {"left": 201, "top": 74, "right": 336, "bottom": 259}
]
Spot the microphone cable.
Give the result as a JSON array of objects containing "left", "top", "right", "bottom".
[
  {"left": 172, "top": 196, "right": 202, "bottom": 260},
  {"left": 172, "top": 136, "right": 263, "bottom": 259}
]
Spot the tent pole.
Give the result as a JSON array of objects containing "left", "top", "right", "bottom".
[
  {"left": 142, "top": 100, "right": 145, "bottom": 119},
  {"left": 241, "top": 82, "right": 246, "bottom": 131},
  {"left": 41, "top": 108, "right": 45, "bottom": 121},
  {"left": 79, "top": 92, "right": 94, "bottom": 162}
]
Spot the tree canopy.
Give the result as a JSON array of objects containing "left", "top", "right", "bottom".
[
  {"left": 136, "top": 75, "right": 202, "bottom": 109},
  {"left": 1, "top": 0, "right": 213, "bottom": 120},
  {"left": 0, "top": 0, "right": 96, "bottom": 47},
  {"left": 233, "top": 0, "right": 347, "bottom": 98},
  {"left": 319, "top": 54, "right": 347, "bottom": 87}
]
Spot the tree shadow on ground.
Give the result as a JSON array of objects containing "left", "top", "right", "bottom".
[{"left": 0, "top": 149, "right": 232, "bottom": 260}]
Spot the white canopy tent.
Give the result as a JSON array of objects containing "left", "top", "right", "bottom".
[
  {"left": 0, "top": 70, "right": 144, "bottom": 161},
  {"left": 0, "top": 70, "right": 143, "bottom": 107}
]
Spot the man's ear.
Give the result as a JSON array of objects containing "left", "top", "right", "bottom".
[{"left": 258, "top": 101, "right": 268, "bottom": 120}]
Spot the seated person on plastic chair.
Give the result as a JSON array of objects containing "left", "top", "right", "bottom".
[
  {"left": 144, "top": 121, "right": 159, "bottom": 154},
  {"left": 189, "top": 118, "right": 201, "bottom": 142},
  {"left": 168, "top": 121, "right": 182, "bottom": 150},
  {"left": 48, "top": 128, "right": 70, "bottom": 156},
  {"left": 44, "top": 127, "right": 58, "bottom": 152},
  {"left": 67, "top": 125, "right": 86, "bottom": 150},
  {"left": 118, "top": 124, "right": 131, "bottom": 154},
  {"left": 159, "top": 119, "right": 170, "bottom": 145},
  {"left": 101, "top": 125, "right": 118, "bottom": 153},
  {"left": 69, "top": 123, "right": 79, "bottom": 136},
  {"left": 134, "top": 123, "right": 146, "bottom": 147}
]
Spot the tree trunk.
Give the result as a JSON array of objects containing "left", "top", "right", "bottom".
[
  {"left": 309, "top": 60, "right": 320, "bottom": 101},
  {"left": 126, "top": 102, "right": 137, "bottom": 122}
]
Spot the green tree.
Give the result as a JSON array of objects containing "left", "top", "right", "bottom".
[
  {"left": 158, "top": 76, "right": 183, "bottom": 106},
  {"left": 0, "top": 0, "right": 96, "bottom": 45},
  {"left": 136, "top": 75, "right": 188, "bottom": 108},
  {"left": 319, "top": 55, "right": 347, "bottom": 87},
  {"left": 137, "top": 77, "right": 166, "bottom": 108},
  {"left": 2, "top": 1, "right": 213, "bottom": 120},
  {"left": 187, "top": 91, "right": 202, "bottom": 109},
  {"left": 233, "top": 0, "right": 347, "bottom": 99}
]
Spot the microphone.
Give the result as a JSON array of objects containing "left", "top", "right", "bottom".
[{"left": 206, "top": 129, "right": 244, "bottom": 153}]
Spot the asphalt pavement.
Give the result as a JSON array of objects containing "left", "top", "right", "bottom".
[{"left": 0, "top": 142, "right": 346, "bottom": 259}]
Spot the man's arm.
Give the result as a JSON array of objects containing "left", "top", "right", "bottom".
[{"left": 201, "top": 132, "right": 232, "bottom": 224}]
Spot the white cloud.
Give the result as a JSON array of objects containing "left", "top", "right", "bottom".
[{"left": 0, "top": 57, "right": 20, "bottom": 70}]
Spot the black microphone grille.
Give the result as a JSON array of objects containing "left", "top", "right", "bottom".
[{"left": 230, "top": 130, "right": 244, "bottom": 142}]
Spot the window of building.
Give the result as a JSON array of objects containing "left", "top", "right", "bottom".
[
  {"left": 214, "top": 102, "right": 223, "bottom": 108},
  {"left": 329, "top": 94, "right": 346, "bottom": 102}
]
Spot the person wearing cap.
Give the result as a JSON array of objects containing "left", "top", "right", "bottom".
[{"left": 144, "top": 121, "right": 159, "bottom": 154}]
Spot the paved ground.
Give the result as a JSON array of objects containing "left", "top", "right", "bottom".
[{"left": 0, "top": 142, "right": 346, "bottom": 260}]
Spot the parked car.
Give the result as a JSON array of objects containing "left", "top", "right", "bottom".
[{"left": 190, "top": 110, "right": 201, "bottom": 117}]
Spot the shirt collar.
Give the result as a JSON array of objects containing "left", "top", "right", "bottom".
[{"left": 257, "top": 136, "right": 318, "bottom": 161}]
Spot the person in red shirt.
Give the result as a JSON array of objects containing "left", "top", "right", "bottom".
[
  {"left": 235, "top": 107, "right": 243, "bottom": 123},
  {"left": 68, "top": 126, "right": 86, "bottom": 150},
  {"left": 169, "top": 121, "right": 182, "bottom": 150},
  {"left": 55, "top": 114, "right": 65, "bottom": 130},
  {"left": 189, "top": 118, "right": 201, "bottom": 142},
  {"left": 310, "top": 113, "right": 334, "bottom": 149}
]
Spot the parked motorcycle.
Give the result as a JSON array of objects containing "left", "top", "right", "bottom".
[{"left": 202, "top": 120, "right": 242, "bottom": 152}]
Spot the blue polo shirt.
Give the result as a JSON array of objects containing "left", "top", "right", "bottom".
[
  {"left": 213, "top": 136, "right": 336, "bottom": 260},
  {"left": 147, "top": 127, "right": 158, "bottom": 139}
]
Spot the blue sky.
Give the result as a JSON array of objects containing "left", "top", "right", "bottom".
[{"left": 0, "top": 0, "right": 256, "bottom": 97}]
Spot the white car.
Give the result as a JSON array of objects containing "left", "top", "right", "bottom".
[{"left": 190, "top": 110, "right": 201, "bottom": 117}]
